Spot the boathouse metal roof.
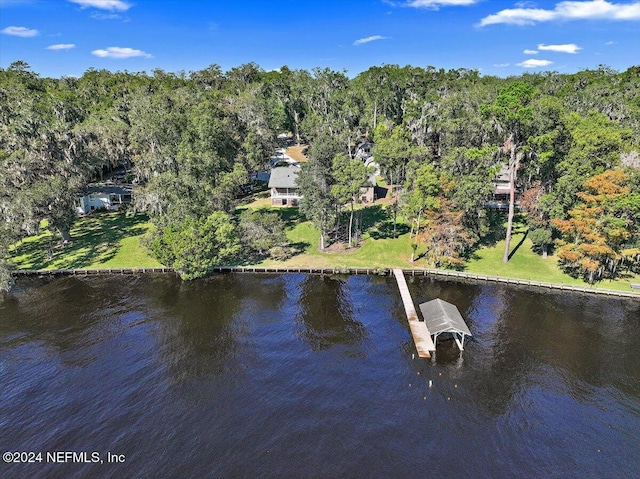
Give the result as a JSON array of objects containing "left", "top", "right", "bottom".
[{"left": 418, "top": 298, "right": 471, "bottom": 336}]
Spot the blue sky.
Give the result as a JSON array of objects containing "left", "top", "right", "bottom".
[{"left": 1, "top": 0, "right": 638, "bottom": 77}]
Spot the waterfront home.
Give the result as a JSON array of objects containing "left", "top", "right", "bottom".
[
  {"left": 486, "top": 164, "right": 521, "bottom": 210},
  {"left": 355, "top": 141, "right": 374, "bottom": 160},
  {"left": 76, "top": 183, "right": 133, "bottom": 214},
  {"left": 268, "top": 164, "right": 302, "bottom": 206},
  {"left": 360, "top": 173, "right": 377, "bottom": 203}
]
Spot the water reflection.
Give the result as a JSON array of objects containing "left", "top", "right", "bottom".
[
  {"left": 1, "top": 274, "right": 639, "bottom": 479},
  {"left": 409, "top": 278, "right": 640, "bottom": 416},
  {"left": 144, "top": 275, "right": 244, "bottom": 381},
  {"left": 497, "top": 290, "right": 640, "bottom": 400},
  {"left": 295, "top": 275, "right": 367, "bottom": 354},
  {"left": 0, "top": 276, "right": 147, "bottom": 366}
]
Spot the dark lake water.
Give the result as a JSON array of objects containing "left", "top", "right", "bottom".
[{"left": 1, "top": 274, "right": 639, "bottom": 479}]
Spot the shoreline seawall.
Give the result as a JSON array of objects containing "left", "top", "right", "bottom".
[{"left": 12, "top": 267, "right": 640, "bottom": 299}]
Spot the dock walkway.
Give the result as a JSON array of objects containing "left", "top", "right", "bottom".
[{"left": 392, "top": 268, "right": 435, "bottom": 358}]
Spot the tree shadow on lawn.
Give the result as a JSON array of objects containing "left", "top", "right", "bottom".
[
  {"left": 461, "top": 224, "right": 530, "bottom": 267},
  {"left": 363, "top": 205, "right": 410, "bottom": 240},
  {"left": 507, "top": 229, "right": 529, "bottom": 261},
  {"left": 272, "top": 207, "right": 303, "bottom": 229},
  {"left": 235, "top": 240, "right": 311, "bottom": 266},
  {"left": 11, "top": 213, "right": 149, "bottom": 270},
  {"left": 478, "top": 211, "right": 526, "bottom": 248}
]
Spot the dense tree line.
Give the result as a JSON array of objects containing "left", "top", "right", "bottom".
[{"left": 1, "top": 61, "right": 638, "bottom": 290}]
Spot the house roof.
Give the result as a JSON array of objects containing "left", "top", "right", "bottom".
[
  {"left": 418, "top": 298, "right": 471, "bottom": 336},
  {"left": 83, "top": 183, "right": 133, "bottom": 196},
  {"left": 494, "top": 164, "right": 510, "bottom": 183},
  {"left": 268, "top": 165, "right": 300, "bottom": 189},
  {"left": 365, "top": 173, "right": 376, "bottom": 187}
]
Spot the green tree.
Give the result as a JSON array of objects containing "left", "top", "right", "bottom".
[
  {"left": 373, "top": 124, "right": 426, "bottom": 237},
  {"left": 148, "top": 212, "right": 240, "bottom": 279},
  {"left": 297, "top": 158, "right": 336, "bottom": 251},
  {"left": 548, "top": 111, "right": 631, "bottom": 219},
  {"left": 441, "top": 147, "right": 500, "bottom": 243},
  {"left": 0, "top": 63, "right": 97, "bottom": 241},
  {"left": 481, "top": 81, "right": 536, "bottom": 263},
  {"left": 520, "top": 183, "right": 553, "bottom": 258},
  {"left": 238, "top": 209, "right": 288, "bottom": 257},
  {"left": 331, "top": 153, "right": 372, "bottom": 247},
  {"left": 401, "top": 163, "right": 440, "bottom": 260}
]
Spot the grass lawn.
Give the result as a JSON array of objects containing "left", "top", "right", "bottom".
[
  {"left": 10, "top": 201, "right": 638, "bottom": 293},
  {"left": 465, "top": 232, "right": 639, "bottom": 292},
  {"left": 241, "top": 202, "right": 416, "bottom": 269},
  {"left": 260, "top": 221, "right": 416, "bottom": 269},
  {"left": 10, "top": 212, "right": 161, "bottom": 270},
  {"left": 242, "top": 200, "right": 638, "bottom": 292}
]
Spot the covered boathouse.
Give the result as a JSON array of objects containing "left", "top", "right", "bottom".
[{"left": 418, "top": 299, "right": 472, "bottom": 352}]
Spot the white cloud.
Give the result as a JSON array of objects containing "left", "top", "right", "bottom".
[
  {"left": 493, "top": 63, "right": 511, "bottom": 67},
  {"left": 354, "top": 35, "right": 389, "bottom": 45},
  {"left": 538, "top": 43, "right": 582, "bottom": 53},
  {"left": 92, "top": 46, "right": 152, "bottom": 58},
  {"left": 605, "top": 40, "right": 618, "bottom": 44},
  {"left": 523, "top": 49, "right": 538, "bottom": 54},
  {"left": 1, "top": 25, "right": 38, "bottom": 37},
  {"left": 480, "top": 7, "right": 556, "bottom": 25},
  {"left": 91, "top": 12, "right": 122, "bottom": 19},
  {"left": 405, "top": 0, "right": 479, "bottom": 7},
  {"left": 480, "top": 1, "right": 640, "bottom": 26},
  {"left": 68, "top": 0, "right": 130, "bottom": 11},
  {"left": 46, "top": 43, "right": 75, "bottom": 50},
  {"left": 517, "top": 59, "right": 554, "bottom": 68}
]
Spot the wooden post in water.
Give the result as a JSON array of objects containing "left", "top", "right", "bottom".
[{"left": 392, "top": 269, "right": 435, "bottom": 358}]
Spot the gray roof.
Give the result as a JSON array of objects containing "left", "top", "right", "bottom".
[
  {"left": 418, "top": 299, "right": 472, "bottom": 336},
  {"left": 83, "top": 183, "right": 133, "bottom": 196},
  {"left": 268, "top": 165, "right": 300, "bottom": 189}
]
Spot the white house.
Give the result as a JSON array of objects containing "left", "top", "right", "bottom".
[
  {"left": 76, "top": 184, "right": 133, "bottom": 214},
  {"left": 355, "top": 141, "right": 374, "bottom": 160},
  {"left": 268, "top": 164, "right": 302, "bottom": 206}
]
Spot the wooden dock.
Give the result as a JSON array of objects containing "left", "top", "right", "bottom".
[{"left": 392, "top": 268, "right": 435, "bottom": 358}]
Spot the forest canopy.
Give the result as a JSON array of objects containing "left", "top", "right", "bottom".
[{"left": 1, "top": 61, "right": 639, "bottom": 290}]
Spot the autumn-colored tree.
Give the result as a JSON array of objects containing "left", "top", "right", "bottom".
[
  {"left": 419, "top": 198, "right": 476, "bottom": 269},
  {"left": 552, "top": 170, "right": 640, "bottom": 283}
]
